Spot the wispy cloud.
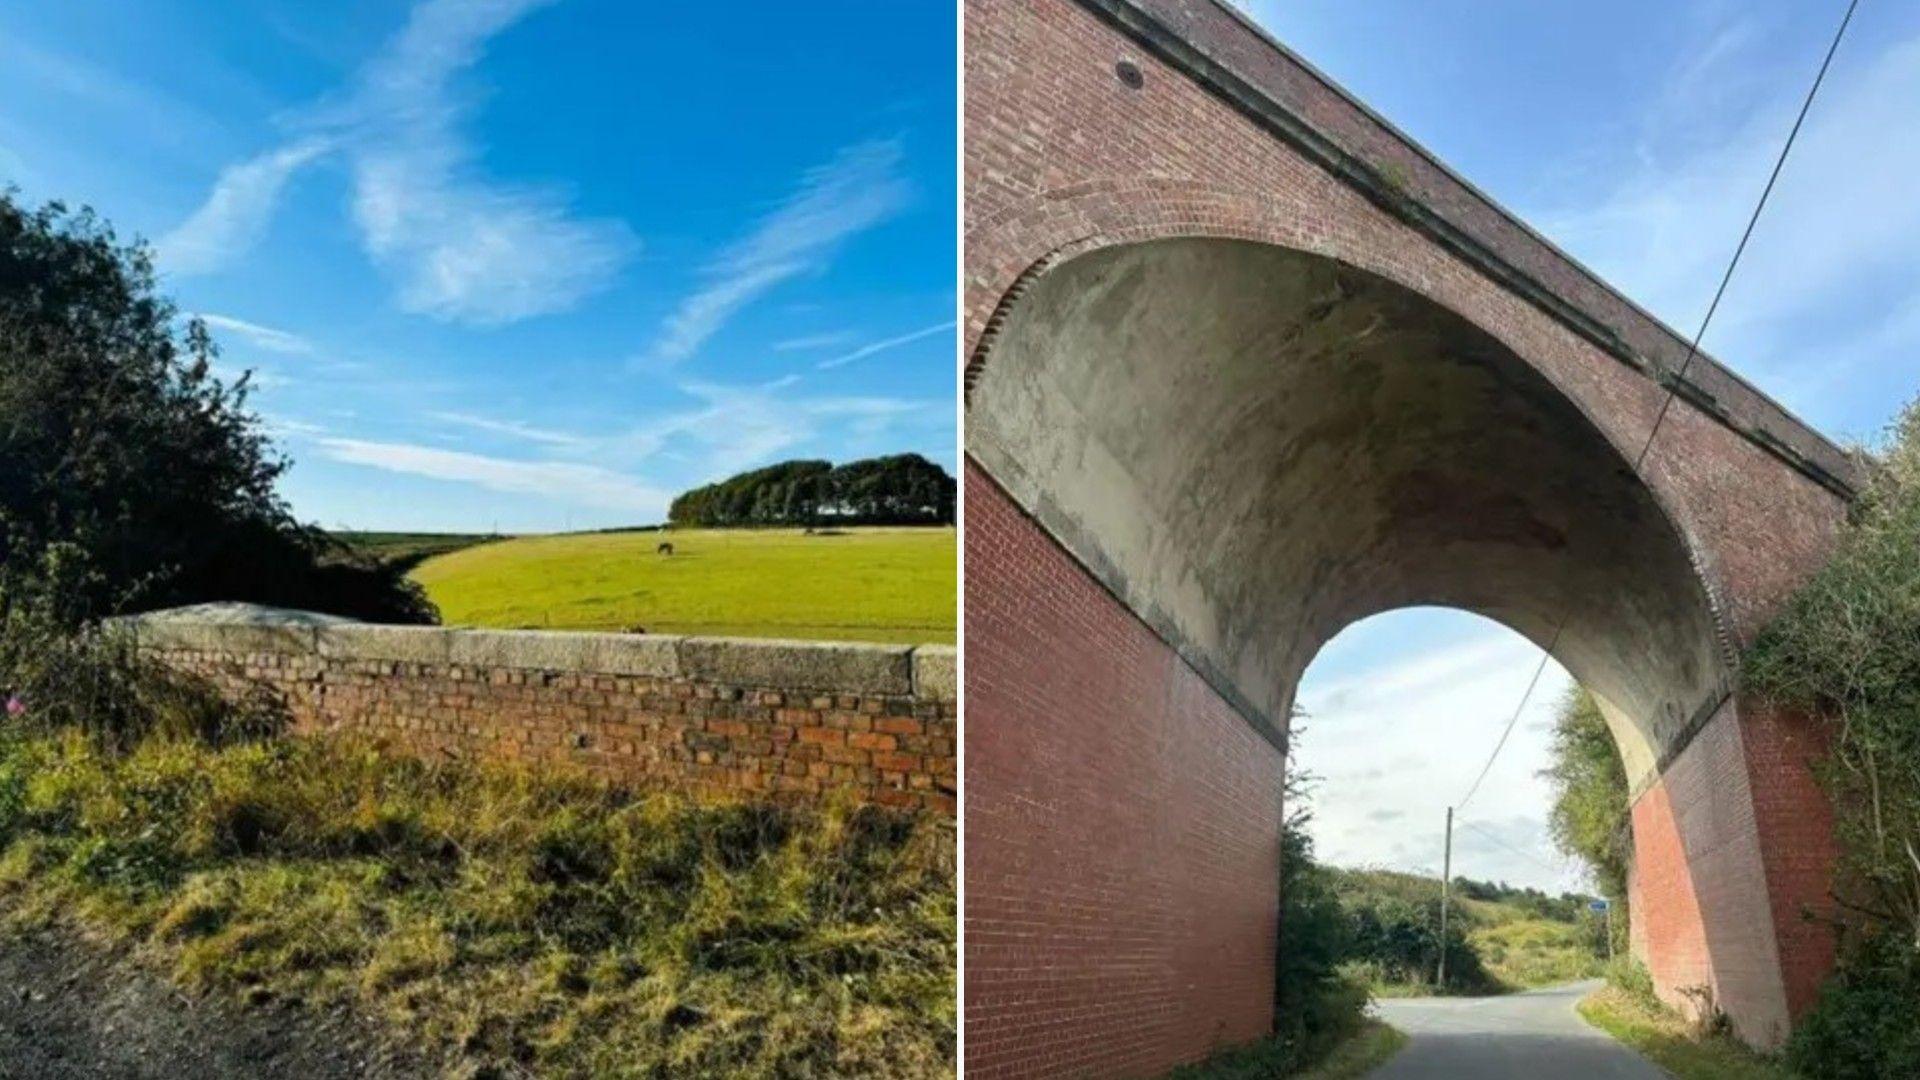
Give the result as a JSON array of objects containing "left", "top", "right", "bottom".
[
  {"left": 197, "top": 313, "right": 316, "bottom": 356},
  {"left": 816, "top": 320, "right": 953, "bottom": 370},
  {"left": 1534, "top": 26, "right": 1920, "bottom": 427},
  {"left": 161, "top": 0, "right": 634, "bottom": 324},
  {"left": 318, "top": 437, "right": 668, "bottom": 514},
  {"left": 773, "top": 330, "right": 858, "bottom": 352},
  {"left": 618, "top": 376, "right": 938, "bottom": 475},
  {"left": 429, "top": 410, "right": 587, "bottom": 448},
  {"left": 159, "top": 140, "right": 330, "bottom": 274},
  {"left": 646, "top": 140, "right": 911, "bottom": 366}
]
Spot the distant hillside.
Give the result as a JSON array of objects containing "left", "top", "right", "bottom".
[
  {"left": 1324, "top": 865, "right": 1607, "bottom": 994},
  {"left": 329, "top": 531, "right": 500, "bottom": 572},
  {"left": 668, "top": 454, "right": 955, "bottom": 528}
]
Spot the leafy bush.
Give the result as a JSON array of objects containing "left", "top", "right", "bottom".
[
  {"left": 1541, "top": 686, "right": 1632, "bottom": 954},
  {"left": 1745, "top": 397, "right": 1920, "bottom": 1077},
  {"left": 1786, "top": 935, "right": 1920, "bottom": 1079},
  {"left": 0, "top": 192, "right": 432, "bottom": 625},
  {"left": 1274, "top": 798, "right": 1369, "bottom": 1069}
]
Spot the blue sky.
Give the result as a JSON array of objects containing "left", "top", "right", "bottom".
[
  {"left": 1254, "top": 0, "right": 1920, "bottom": 890},
  {"left": 0, "top": 0, "right": 956, "bottom": 533}
]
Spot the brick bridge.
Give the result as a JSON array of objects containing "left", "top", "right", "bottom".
[{"left": 963, "top": 0, "right": 1854, "bottom": 1074}]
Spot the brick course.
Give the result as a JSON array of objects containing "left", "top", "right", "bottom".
[
  {"left": 125, "top": 613, "right": 955, "bottom": 815},
  {"left": 965, "top": 465, "right": 1280, "bottom": 1079}
]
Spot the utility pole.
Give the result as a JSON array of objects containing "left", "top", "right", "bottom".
[{"left": 1438, "top": 805, "right": 1453, "bottom": 989}]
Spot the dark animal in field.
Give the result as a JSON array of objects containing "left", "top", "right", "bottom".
[{"left": 656, "top": 542, "right": 674, "bottom": 555}]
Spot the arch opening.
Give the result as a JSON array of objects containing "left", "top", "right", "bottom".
[{"left": 968, "top": 237, "right": 1730, "bottom": 789}]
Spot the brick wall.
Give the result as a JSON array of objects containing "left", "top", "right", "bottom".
[
  {"left": 965, "top": 464, "right": 1282, "bottom": 1079},
  {"left": 120, "top": 606, "right": 956, "bottom": 815}
]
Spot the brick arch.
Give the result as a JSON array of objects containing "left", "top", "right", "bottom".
[
  {"left": 963, "top": 229, "right": 1838, "bottom": 1074},
  {"left": 964, "top": 189, "right": 1743, "bottom": 676}
]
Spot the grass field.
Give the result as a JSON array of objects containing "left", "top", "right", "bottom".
[{"left": 410, "top": 526, "right": 955, "bottom": 644}]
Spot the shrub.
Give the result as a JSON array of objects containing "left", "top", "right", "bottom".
[
  {"left": 0, "top": 191, "right": 432, "bottom": 625},
  {"left": 1540, "top": 686, "right": 1632, "bottom": 954},
  {"left": 1787, "top": 935, "right": 1920, "bottom": 1079}
]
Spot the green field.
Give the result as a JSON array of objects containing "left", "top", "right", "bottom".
[{"left": 410, "top": 526, "right": 956, "bottom": 644}]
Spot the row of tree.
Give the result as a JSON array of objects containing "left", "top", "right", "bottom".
[{"left": 666, "top": 454, "right": 955, "bottom": 528}]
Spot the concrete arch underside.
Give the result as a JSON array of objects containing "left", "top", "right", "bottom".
[{"left": 963, "top": 237, "right": 1840, "bottom": 1077}]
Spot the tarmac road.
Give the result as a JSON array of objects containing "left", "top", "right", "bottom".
[{"left": 1368, "top": 980, "right": 1664, "bottom": 1079}]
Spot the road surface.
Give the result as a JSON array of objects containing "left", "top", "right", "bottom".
[{"left": 1368, "top": 980, "right": 1663, "bottom": 1079}]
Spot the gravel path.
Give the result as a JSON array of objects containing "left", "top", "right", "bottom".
[{"left": 0, "top": 923, "right": 428, "bottom": 1080}]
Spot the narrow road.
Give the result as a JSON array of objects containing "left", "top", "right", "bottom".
[{"left": 1368, "top": 980, "right": 1663, "bottom": 1079}]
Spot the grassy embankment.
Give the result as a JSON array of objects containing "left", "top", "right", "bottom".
[
  {"left": 410, "top": 526, "right": 956, "bottom": 644},
  {"left": 1161, "top": 1019, "right": 1408, "bottom": 1080},
  {"left": 0, "top": 723, "right": 955, "bottom": 1077},
  {"left": 1329, "top": 867, "right": 1605, "bottom": 997},
  {"left": 1579, "top": 981, "right": 1796, "bottom": 1080}
]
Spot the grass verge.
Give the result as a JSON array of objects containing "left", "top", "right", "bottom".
[
  {"left": 0, "top": 724, "right": 955, "bottom": 1077},
  {"left": 1578, "top": 985, "right": 1796, "bottom": 1080},
  {"left": 1160, "top": 1019, "right": 1407, "bottom": 1080},
  {"left": 410, "top": 526, "right": 956, "bottom": 644}
]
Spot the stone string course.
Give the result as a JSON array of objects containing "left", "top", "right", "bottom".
[{"left": 121, "top": 606, "right": 955, "bottom": 815}]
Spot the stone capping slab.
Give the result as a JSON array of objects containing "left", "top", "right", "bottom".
[{"left": 112, "top": 605, "right": 955, "bottom": 701}]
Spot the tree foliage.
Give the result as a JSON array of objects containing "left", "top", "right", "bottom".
[
  {"left": 0, "top": 192, "right": 432, "bottom": 626},
  {"left": 1541, "top": 685, "right": 1632, "bottom": 953},
  {"left": 1745, "top": 398, "right": 1920, "bottom": 1076},
  {"left": 667, "top": 454, "right": 955, "bottom": 528},
  {"left": 1273, "top": 746, "right": 1370, "bottom": 1070}
]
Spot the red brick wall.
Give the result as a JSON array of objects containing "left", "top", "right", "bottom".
[
  {"left": 1737, "top": 697, "right": 1840, "bottom": 1020},
  {"left": 965, "top": 463, "right": 1282, "bottom": 1079},
  {"left": 142, "top": 642, "right": 956, "bottom": 815}
]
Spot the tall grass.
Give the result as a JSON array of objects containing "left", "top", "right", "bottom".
[{"left": 0, "top": 712, "right": 954, "bottom": 1076}]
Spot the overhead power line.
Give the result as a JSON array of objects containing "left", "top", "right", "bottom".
[{"left": 1453, "top": 0, "right": 1863, "bottom": 814}]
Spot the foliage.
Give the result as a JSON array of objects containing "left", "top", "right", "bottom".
[
  {"left": 0, "top": 714, "right": 954, "bottom": 1076},
  {"left": 667, "top": 454, "right": 956, "bottom": 528},
  {"left": 1578, "top": 985, "right": 1797, "bottom": 1080},
  {"left": 1467, "top": 917, "right": 1606, "bottom": 989},
  {"left": 412, "top": 526, "right": 956, "bottom": 644},
  {"left": 0, "top": 192, "right": 432, "bottom": 626},
  {"left": 1743, "top": 398, "right": 1920, "bottom": 1078},
  {"left": 1785, "top": 934, "right": 1920, "bottom": 1079},
  {"left": 1331, "top": 871, "right": 1495, "bottom": 994},
  {"left": 1540, "top": 685, "right": 1633, "bottom": 953},
  {"left": 0, "top": 545, "right": 279, "bottom": 748},
  {"left": 1273, "top": 761, "right": 1371, "bottom": 1071},
  {"left": 1747, "top": 399, "right": 1920, "bottom": 950}
]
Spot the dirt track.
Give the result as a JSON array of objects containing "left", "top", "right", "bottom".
[{"left": 0, "top": 923, "right": 426, "bottom": 1080}]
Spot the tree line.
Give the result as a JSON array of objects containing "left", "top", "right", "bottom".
[{"left": 667, "top": 454, "right": 955, "bottom": 528}]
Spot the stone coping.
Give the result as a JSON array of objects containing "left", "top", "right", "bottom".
[{"left": 113, "top": 604, "right": 956, "bottom": 702}]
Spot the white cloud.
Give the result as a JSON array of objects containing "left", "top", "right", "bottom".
[
  {"left": 617, "top": 376, "right": 938, "bottom": 476},
  {"left": 162, "top": 0, "right": 634, "bottom": 324},
  {"left": 774, "top": 330, "right": 858, "bottom": 351},
  {"left": 429, "top": 410, "right": 586, "bottom": 448},
  {"left": 816, "top": 320, "right": 953, "bottom": 370},
  {"left": 197, "top": 313, "right": 316, "bottom": 356},
  {"left": 158, "top": 140, "right": 329, "bottom": 274},
  {"left": 318, "top": 437, "right": 668, "bottom": 514},
  {"left": 646, "top": 140, "right": 911, "bottom": 365}
]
